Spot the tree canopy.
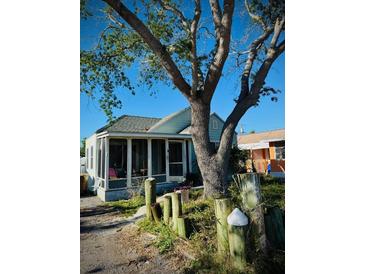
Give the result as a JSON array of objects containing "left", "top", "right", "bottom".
[{"left": 81, "top": 0, "right": 284, "bottom": 121}]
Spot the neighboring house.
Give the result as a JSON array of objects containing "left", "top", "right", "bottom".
[
  {"left": 85, "top": 107, "right": 237, "bottom": 201},
  {"left": 80, "top": 157, "right": 86, "bottom": 174},
  {"left": 237, "top": 129, "right": 285, "bottom": 177}
]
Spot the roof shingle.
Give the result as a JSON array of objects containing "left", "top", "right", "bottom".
[
  {"left": 237, "top": 129, "right": 285, "bottom": 144},
  {"left": 96, "top": 115, "right": 161, "bottom": 133}
]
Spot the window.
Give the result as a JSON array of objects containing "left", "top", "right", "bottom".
[
  {"left": 97, "top": 139, "right": 105, "bottom": 178},
  {"left": 212, "top": 119, "right": 218, "bottom": 129},
  {"left": 90, "top": 146, "right": 94, "bottom": 169},
  {"left": 275, "top": 147, "right": 285, "bottom": 160},
  {"left": 108, "top": 139, "right": 128, "bottom": 189},
  {"left": 152, "top": 139, "right": 166, "bottom": 182},
  {"left": 132, "top": 139, "right": 148, "bottom": 177},
  {"left": 109, "top": 139, "right": 127, "bottom": 178},
  {"left": 152, "top": 139, "right": 166, "bottom": 175},
  {"left": 169, "top": 141, "right": 183, "bottom": 176}
]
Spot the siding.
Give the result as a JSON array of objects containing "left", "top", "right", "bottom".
[
  {"left": 85, "top": 134, "right": 97, "bottom": 190},
  {"left": 209, "top": 113, "right": 237, "bottom": 145},
  {"left": 148, "top": 107, "right": 191, "bottom": 134}
]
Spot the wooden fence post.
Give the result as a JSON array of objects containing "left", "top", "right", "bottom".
[
  {"left": 151, "top": 203, "right": 162, "bottom": 223},
  {"left": 171, "top": 192, "right": 182, "bottom": 232},
  {"left": 163, "top": 195, "right": 172, "bottom": 225},
  {"left": 233, "top": 173, "right": 268, "bottom": 255},
  {"left": 214, "top": 198, "right": 233, "bottom": 255},
  {"left": 145, "top": 178, "right": 156, "bottom": 221},
  {"left": 227, "top": 208, "right": 249, "bottom": 271}
]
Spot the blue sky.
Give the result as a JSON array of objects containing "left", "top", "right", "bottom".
[{"left": 80, "top": 1, "right": 284, "bottom": 139}]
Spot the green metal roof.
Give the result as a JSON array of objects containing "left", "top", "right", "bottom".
[{"left": 96, "top": 115, "right": 161, "bottom": 133}]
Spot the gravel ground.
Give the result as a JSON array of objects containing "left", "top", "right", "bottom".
[{"left": 80, "top": 196, "right": 191, "bottom": 274}]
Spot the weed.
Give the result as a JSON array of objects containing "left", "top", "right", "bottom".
[
  {"left": 137, "top": 219, "right": 176, "bottom": 254},
  {"left": 105, "top": 195, "right": 145, "bottom": 217}
]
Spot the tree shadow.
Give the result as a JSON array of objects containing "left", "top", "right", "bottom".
[{"left": 80, "top": 214, "right": 144, "bottom": 234}]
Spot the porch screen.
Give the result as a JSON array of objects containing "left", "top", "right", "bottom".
[
  {"left": 97, "top": 138, "right": 105, "bottom": 179},
  {"left": 132, "top": 139, "right": 148, "bottom": 182},
  {"left": 108, "top": 139, "right": 128, "bottom": 188},
  {"left": 169, "top": 141, "right": 183, "bottom": 176},
  {"left": 152, "top": 139, "right": 166, "bottom": 182}
]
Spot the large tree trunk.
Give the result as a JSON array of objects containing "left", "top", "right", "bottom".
[{"left": 190, "top": 100, "right": 233, "bottom": 198}]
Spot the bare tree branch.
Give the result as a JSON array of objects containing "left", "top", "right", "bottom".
[
  {"left": 156, "top": 0, "right": 190, "bottom": 30},
  {"left": 209, "top": 0, "right": 223, "bottom": 39},
  {"left": 103, "top": 0, "right": 192, "bottom": 98},
  {"left": 217, "top": 36, "right": 285, "bottom": 161},
  {"left": 270, "top": 18, "right": 285, "bottom": 48},
  {"left": 190, "top": 0, "right": 202, "bottom": 96},
  {"left": 203, "top": 0, "right": 235, "bottom": 103},
  {"left": 250, "top": 39, "right": 285, "bottom": 96},
  {"left": 239, "top": 28, "right": 273, "bottom": 99}
]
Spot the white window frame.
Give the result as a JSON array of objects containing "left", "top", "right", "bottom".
[{"left": 275, "top": 146, "right": 285, "bottom": 160}]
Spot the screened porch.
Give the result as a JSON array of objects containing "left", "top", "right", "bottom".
[{"left": 95, "top": 136, "right": 192, "bottom": 191}]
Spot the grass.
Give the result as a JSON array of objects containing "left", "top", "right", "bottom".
[
  {"left": 105, "top": 195, "right": 145, "bottom": 217},
  {"left": 137, "top": 218, "right": 176, "bottom": 254}
]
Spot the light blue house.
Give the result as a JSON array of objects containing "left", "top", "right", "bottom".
[{"left": 85, "top": 107, "right": 237, "bottom": 201}]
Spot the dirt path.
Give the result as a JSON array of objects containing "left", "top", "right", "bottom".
[{"left": 80, "top": 197, "right": 191, "bottom": 274}]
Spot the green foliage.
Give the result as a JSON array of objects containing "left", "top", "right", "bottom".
[
  {"left": 189, "top": 188, "right": 204, "bottom": 201},
  {"left": 80, "top": 0, "right": 92, "bottom": 19},
  {"left": 80, "top": 137, "right": 86, "bottom": 157},
  {"left": 80, "top": 1, "right": 193, "bottom": 121},
  {"left": 105, "top": 195, "right": 145, "bottom": 217},
  {"left": 261, "top": 180, "right": 285, "bottom": 209},
  {"left": 246, "top": 0, "right": 285, "bottom": 27},
  {"left": 229, "top": 146, "right": 249, "bottom": 174},
  {"left": 137, "top": 219, "right": 176, "bottom": 254},
  {"left": 228, "top": 174, "right": 285, "bottom": 210}
]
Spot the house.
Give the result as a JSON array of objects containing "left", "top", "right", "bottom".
[
  {"left": 80, "top": 157, "right": 86, "bottom": 174},
  {"left": 237, "top": 129, "right": 285, "bottom": 177},
  {"left": 85, "top": 107, "right": 237, "bottom": 201}
]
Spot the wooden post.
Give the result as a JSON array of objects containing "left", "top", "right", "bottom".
[
  {"left": 180, "top": 189, "right": 190, "bottom": 204},
  {"left": 151, "top": 203, "right": 162, "bottom": 223},
  {"left": 265, "top": 207, "right": 285, "bottom": 250},
  {"left": 214, "top": 198, "right": 233, "bottom": 255},
  {"left": 163, "top": 195, "right": 172, "bottom": 225},
  {"left": 233, "top": 173, "right": 268, "bottom": 255},
  {"left": 145, "top": 178, "right": 156, "bottom": 221},
  {"left": 177, "top": 216, "right": 192, "bottom": 239},
  {"left": 227, "top": 208, "right": 248, "bottom": 271},
  {"left": 171, "top": 192, "right": 182, "bottom": 232}
]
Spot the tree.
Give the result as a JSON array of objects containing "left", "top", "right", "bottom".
[{"left": 81, "top": 0, "right": 285, "bottom": 198}]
